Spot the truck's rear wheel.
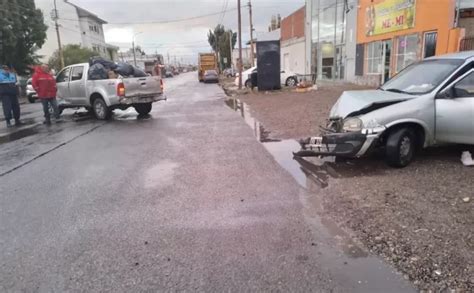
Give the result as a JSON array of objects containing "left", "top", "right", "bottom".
[
  {"left": 92, "top": 97, "right": 111, "bottom": 120},
  {"left": 134, "top": 103, "right": 152, "bottom": 116},
  {"left": 385, "top": 128, "right": 416, "bottom": 168}
]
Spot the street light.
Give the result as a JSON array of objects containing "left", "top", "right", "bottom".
[{"left": 132, "top": 32, "right": 144, "bottom": 67}]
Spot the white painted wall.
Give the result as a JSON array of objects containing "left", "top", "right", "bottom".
[
  {"left": 344, "top": 3, "right": 358, "bottom": 83},
  {"left": 35, "top": 0, "right": 82, "bottom": 61},
  {"left": 281, "top": 38, "right": 305, "bottom": 74},
  {"left": 34, "top": 0, "right": 110, "bottom": 62},
  {"left": 78, "top": 17, "right": 108, "bottom": 56}
]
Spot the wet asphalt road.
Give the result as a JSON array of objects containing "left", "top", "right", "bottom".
[{"left": 0, "top": 73, "right": 414, "bottom": 292}]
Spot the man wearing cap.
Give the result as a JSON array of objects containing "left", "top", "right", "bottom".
[{"left": 0, "top": 65, "right": 22, "bottom": 127}]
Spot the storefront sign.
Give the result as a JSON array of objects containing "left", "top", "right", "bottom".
[{"left": 366, "top": 0, "right": 416, "bottom": 36}]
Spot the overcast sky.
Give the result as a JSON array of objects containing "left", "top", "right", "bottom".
[{"left": 68, "top": 0, "right": 305, "bottom": 63}]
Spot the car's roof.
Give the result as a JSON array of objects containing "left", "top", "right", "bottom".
[{"left": 426, "top": 51, "right": 474, "bottom": 60}]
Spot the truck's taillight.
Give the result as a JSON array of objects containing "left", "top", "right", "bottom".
[
  {"left": 160, "top": 79, "right": 164, "bottom": 92},
  {"left": 117, "top": 82, "right": 125, "bottom": 97}
]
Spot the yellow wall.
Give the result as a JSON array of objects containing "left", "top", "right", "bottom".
[{"left": 357, "top": 0, "right": 456, "bottom": 55}]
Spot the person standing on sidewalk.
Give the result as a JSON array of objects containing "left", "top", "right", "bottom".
[
  {"left": 0, "top": 65, "right": 22, "bottom": 128},
  {"left": 32, "top": 64, "right": 61, "bottom": 125}
]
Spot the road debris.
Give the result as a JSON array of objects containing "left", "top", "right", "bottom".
[{"left": 461, "top": 151, "right": 474, "bottom": 166}]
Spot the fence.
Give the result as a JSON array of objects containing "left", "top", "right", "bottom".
[{"left": 460, "top": 37, "right": 474, "bottom": 51}]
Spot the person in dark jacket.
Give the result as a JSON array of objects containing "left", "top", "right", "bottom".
[
  {"left": 0, "top": 65, "right": 21, "bottom": 127},
  {"left": 32, "top": 64, "right": 61, "bottom": 125}
]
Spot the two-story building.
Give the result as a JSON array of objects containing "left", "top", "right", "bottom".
[{"left": 35, "top": 0, "right": 118, "bottom": 62}]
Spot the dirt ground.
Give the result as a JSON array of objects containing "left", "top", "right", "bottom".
[{"left": 222, "top": 78, "right": 473, "bottom": 291}]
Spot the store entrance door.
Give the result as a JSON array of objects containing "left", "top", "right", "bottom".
[{"left": 381, "top": 40, "right": 392, "bottom": 84}]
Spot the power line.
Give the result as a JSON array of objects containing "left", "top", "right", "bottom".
[{"left": 106, "top": 6, "right": 246, "bottom": 25}]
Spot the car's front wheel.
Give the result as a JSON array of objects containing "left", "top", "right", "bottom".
[
  {"left": 134, "top": 103, "right": 152, "bottom": 116},
  {"left": 27, "top": 95, "right": 35, "bottom": 103},
  {"left": 385, "top": 128, "right": 416, "bottom": 168},
  {"left": 245, "top": 79, "right": 252, "bottom": 88},
  {"left": 92, "top": 97, "right": 111, "bottom": 120},
  {"left": 286, "top": 77, "right": 297, "bottom": 87}
]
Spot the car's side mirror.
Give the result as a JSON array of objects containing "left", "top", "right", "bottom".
[
  {"left": 281, "top": 71, "right": 285, "bottom": 73},
  {"left": 437, "top": 87, "right": 454, "bottom": 99}
]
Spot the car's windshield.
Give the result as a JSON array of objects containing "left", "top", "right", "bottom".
[{"left": 381, "top": 59, "right": 464, "bottom": 94}]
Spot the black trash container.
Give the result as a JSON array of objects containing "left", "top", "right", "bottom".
[{"left": 250, "top": 70, "right": 258, "bottom": 89}]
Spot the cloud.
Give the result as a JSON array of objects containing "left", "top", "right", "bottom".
[{"left": 65, "top": 0, "right": 305, "bottom": 62}]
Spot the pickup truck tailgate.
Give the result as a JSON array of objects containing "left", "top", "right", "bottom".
[{"left": 122, "top": 76, "right": 162, "bottom": 98}]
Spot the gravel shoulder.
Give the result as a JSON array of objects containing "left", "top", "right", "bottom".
[{"left": 223, "top": 78, "right": 473, "bottom": 291}]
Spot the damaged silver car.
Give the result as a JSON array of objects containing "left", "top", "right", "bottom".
[{"left": 296, "top": 51, "right": 474, "bottom": 168}]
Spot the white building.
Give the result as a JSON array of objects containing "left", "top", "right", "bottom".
[
  {"left": 281, "top": 7, "right": 306, "bottom": 75},
  {"left": 35, "top": 0, "right": 118, "bottom": 62}
]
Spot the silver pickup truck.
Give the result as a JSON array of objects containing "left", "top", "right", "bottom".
[
  {"left": 55, "top": 63, "right": 165, "bottom": 119},
  {"left": 297, "top": 51, "right": 474, "bottom": 168}
]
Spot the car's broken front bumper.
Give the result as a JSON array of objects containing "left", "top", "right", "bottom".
[{"left": 294, "top": 131, "right": 381, "bottom": 158}]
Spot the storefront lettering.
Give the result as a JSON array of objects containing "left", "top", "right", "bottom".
[{"left": 366, "top": 0, "right": 416, "bottom": 36}]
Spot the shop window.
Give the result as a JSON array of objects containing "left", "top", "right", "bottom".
[
  {"left": 366, "top": 41, "right": 383, "bottom": 74},
  {"left": 423, "top": 32, "right": 437, "bottom": 58},
  {"left": 396, "top": 34, "right": 420, "bottom": 73}
]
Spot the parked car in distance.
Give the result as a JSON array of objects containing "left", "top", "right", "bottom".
[
  {"left": 165, "top": 69, "right": 173, "bottom": 78},
  {"left": 26, "top": 78, "right": 37, "bottom": 103},
  {"left": 234, "top": 66, "right": 298, "bottom": 88},
  {"left": 296, "top": 51, "right": 474, "bottom": 168},
  {"left": 55, "top": 63, "right": 165, "bottom": 120},
  {"left": 203, "top": 70, "right": 219, "bottom": 83},
  {"left": 224, "top": 68, "right": 236, "bottom": 77}
]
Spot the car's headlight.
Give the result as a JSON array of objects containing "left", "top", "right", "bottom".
[{"left": 343, "top": 118, "right": 363, "bottom": 132}]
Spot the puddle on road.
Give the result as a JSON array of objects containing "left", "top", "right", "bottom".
[
  {"left": 225, "top": 98, "right": 413, "bottom": 291},
  {"left": 225, "top": 98, "right": 341, "bottom": 189},
  {"left": 0, "top": 125, "right": 41, "bottom": 144}
]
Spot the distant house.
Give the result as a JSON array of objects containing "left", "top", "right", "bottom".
[{"left": 34, "top": 0, "right": 118, "bottom": 62}]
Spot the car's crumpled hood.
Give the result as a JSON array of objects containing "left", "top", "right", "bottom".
[{"left": 330, "top": 90, "right": 415, "bottom": 118}]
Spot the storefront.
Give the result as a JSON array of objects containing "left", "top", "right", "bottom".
[
  {"left": 307, "top": 0, "right": 359, "bottom": 81},
  {"left": 355, "top": 0, "right": 463, "bottom": 86}
]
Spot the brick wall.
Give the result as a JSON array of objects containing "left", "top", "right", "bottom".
[
  {"left": 281, "top": 6, "right": 305, "bottom": 42},
  {"left": 460, "top": 17, "right": 474, "bottom": 38}
]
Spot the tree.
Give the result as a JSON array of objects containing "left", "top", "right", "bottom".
[
  {"left": 48, "top": 44, "right": 96, "bottom": 71},
  {"left": 207, "top": 25, "right": 237, "bottom": 70},
  {"left": 0, "top": 0, "right": 47, "bottom": 74}
]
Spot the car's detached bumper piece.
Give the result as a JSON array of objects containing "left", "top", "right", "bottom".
[{"left": 294, "top": 132, "right": 380, "bottom": 158}]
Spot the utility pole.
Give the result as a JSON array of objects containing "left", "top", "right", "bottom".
[
  {"left": 238, "top": 0, "right": 243, "bottom": 89},
  {"left": 229, "top": 31, "right": 233, "bottom": 69},
  {"left": 53, "top": 0, "right": 64, "bottom": 69},
  {"left": 132, "top": 40, "right": 137, "bottom": 67},
  {"left": 248, "top": 0, "right": 255, "bottom": 67},
  {"left": 455, "top": 0, "right": 461, "bottom": 27}
]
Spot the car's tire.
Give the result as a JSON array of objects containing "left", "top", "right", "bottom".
[
  {"left": 134, "top": 103, "right": 152, "bottom": 116},
  {"left": 385, "top": 127, "right": 416, "bottom": 168},
  {"left": 92, "top": 97, "right": 111, "bottom": 120},
  {"left": 286, "top": 77, "right": 297, "bottom": 87},
  {"left": 28, "top": 95, "right": 36, "bottom": 103},
  {"left": 245, "top": 79, "right": 252, "bottom": 88}
]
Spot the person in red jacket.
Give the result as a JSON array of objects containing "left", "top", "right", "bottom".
[{"left": 32, "top": 64, "right": 61, "bottom": 125}]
